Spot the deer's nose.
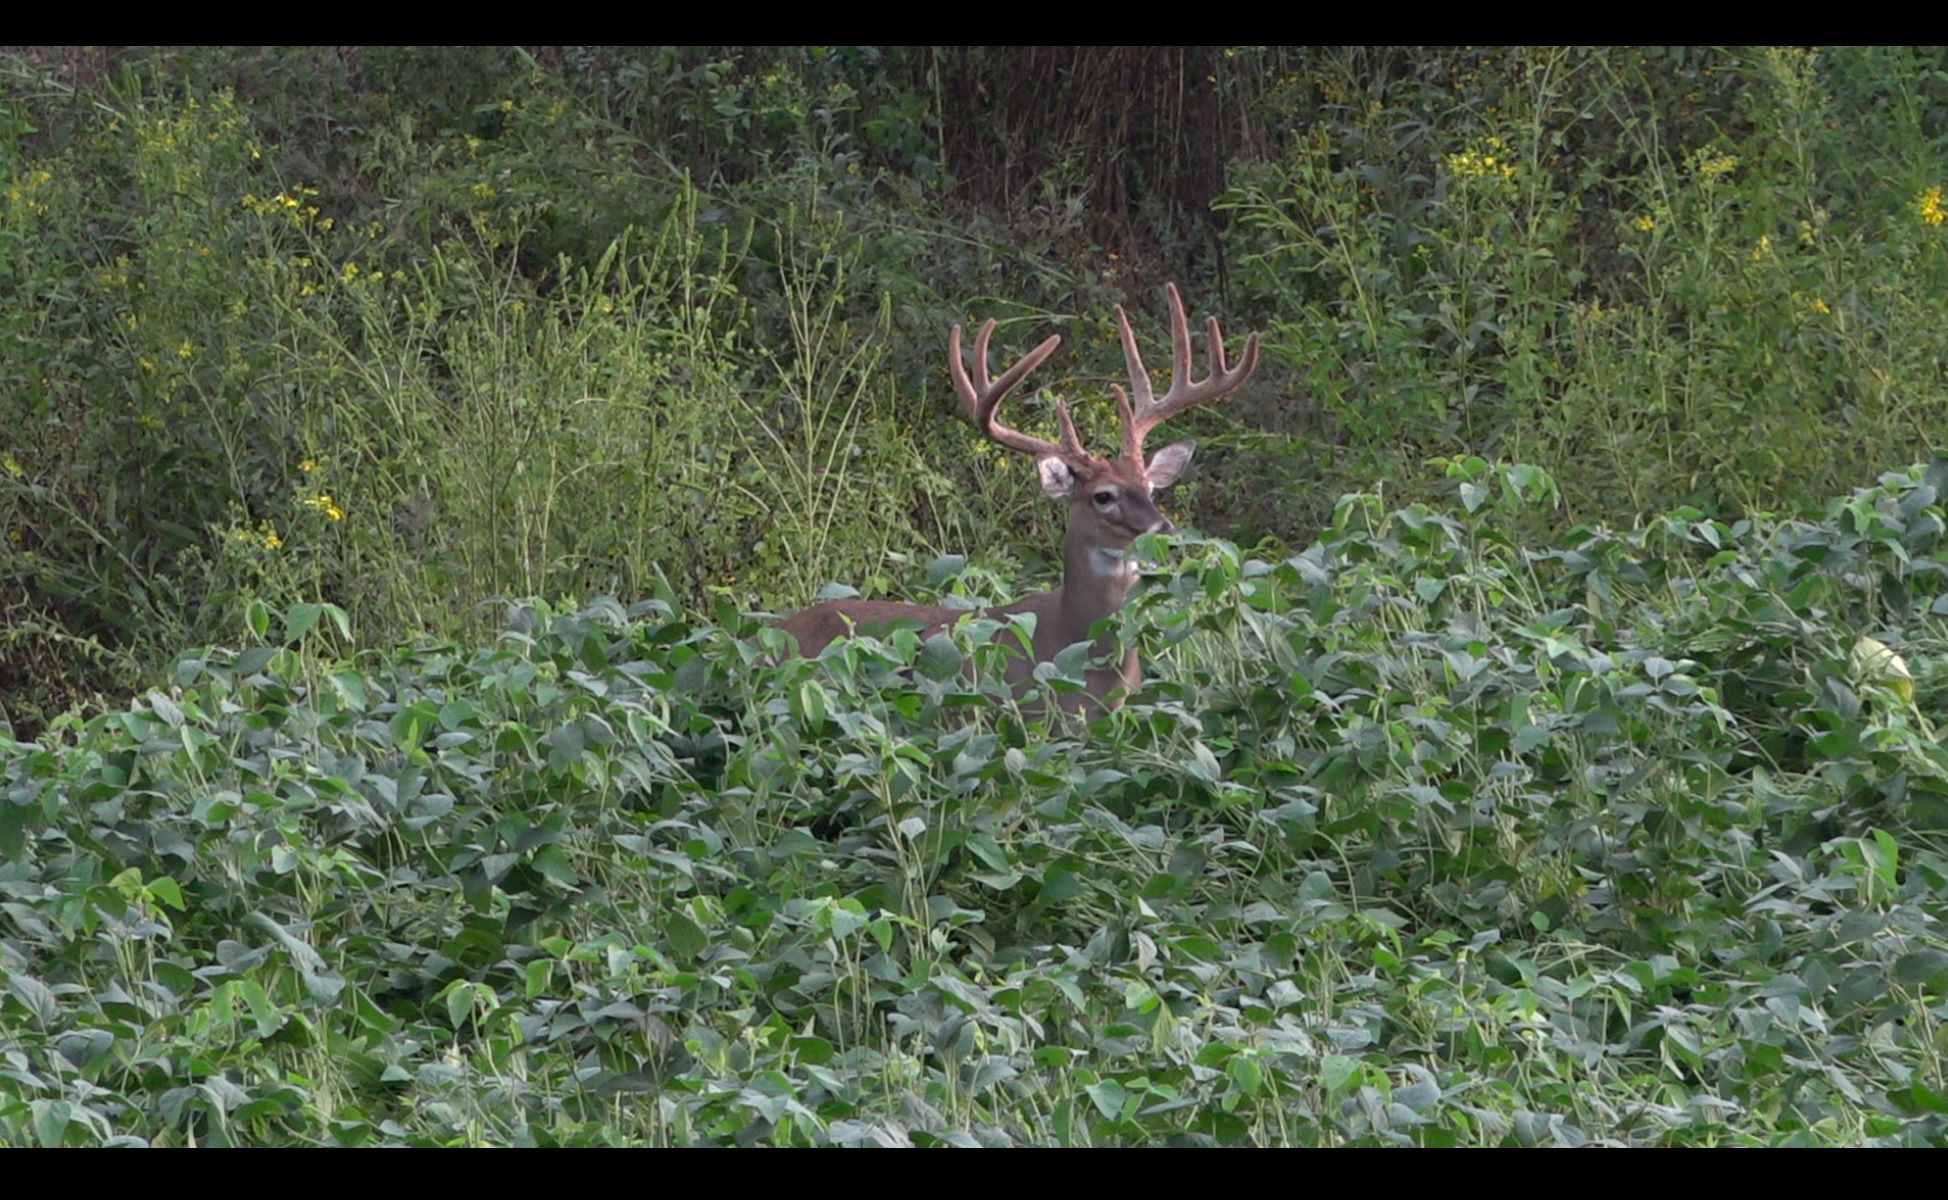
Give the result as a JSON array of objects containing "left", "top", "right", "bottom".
[{"left": 1147, "top": 516, "right": 1177, "bottom": 536}]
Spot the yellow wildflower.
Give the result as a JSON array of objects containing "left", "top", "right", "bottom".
[
  {"left": 1631, "top": 214, "right": 1655, "bottom": 233},
  {"left": 1810, "top": 296, "right": 1830, "bottom": 314},
  {"left": 1750, "top": 234, "right": 1772, "bottom": 261},
  {"left": 299, "top": 458, "right": 318, "bottom": 473},
  {"left": 499, "top": 99, "right": 515, "bottom": 113},
  {"left": 1445, "top": 135, "right": 1518, "bottom": 184},
  {"left": 1920, "top": 186, "right": 1945, "bottom": 227},
  {"left": 263, "top": 528, "right": 283, "bottom": 550},
  {"left": 177, "top": 340, "right": 194, "bottom": 360},
  {"left": 1690, "top": 149, "right": 1739, "bottom": 181},
  {"left": 304, "top": 493, "right": 345, "bottom": 521}
]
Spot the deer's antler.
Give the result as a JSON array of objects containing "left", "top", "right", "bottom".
[
  {"left": 949, "top": 320, "right": 1091, "bottom": 465},
  {"left": 1112, "top": 283, "right": 1260, "bottom": 461}
]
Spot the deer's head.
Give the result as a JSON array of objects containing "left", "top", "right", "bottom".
[{"left": 950, "top": 284, "right": 1260, "bottom": 559}]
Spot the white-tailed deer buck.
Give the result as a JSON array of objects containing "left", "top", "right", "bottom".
[{"left": 778, "top": 283, "right": 1259, "bottom": 713}]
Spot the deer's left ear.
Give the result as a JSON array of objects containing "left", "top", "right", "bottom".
[{"left": 1145, "top": 441, "right": 1196, "bottom": 489}]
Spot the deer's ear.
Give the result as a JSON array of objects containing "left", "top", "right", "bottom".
[
  {"left": 1037, "top": 456, "right": 1076, "bottom": 500},
  {"left": 1146, "top": 441, "right": 1196, "bottom": 489}
]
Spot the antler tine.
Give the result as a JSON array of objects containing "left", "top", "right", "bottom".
[
  {"left": 1111, "top": 302, "right": 1151, "bottom": 461},
  {"left": 1116, "top": 282, "right": 1262, "bottom": 458},
  {"left": 949, "top": 319, "right": 1083, "bottom": 463}
]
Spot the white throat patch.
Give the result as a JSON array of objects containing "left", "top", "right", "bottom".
[{"left": 1090, "top": 547, "right": 1139, "bottom": 579}]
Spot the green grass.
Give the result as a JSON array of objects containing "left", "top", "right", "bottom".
[{"left": 4, "top": 462, "right": 1946, "bottom": 1145}]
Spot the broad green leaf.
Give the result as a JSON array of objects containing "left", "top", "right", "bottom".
[
  {"left": 285, "top": 602, "right": 323, "bottom": 644},
  {"left": 1084, "top": 1080, "right": 1129, "bottom": 1122}
]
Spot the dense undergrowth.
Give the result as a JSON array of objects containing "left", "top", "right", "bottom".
[
  {"left": 5, "top": 47, "right": 1948, "bottom": 731},
  {"left": 4, "top": 461, "right": 1947, "bottom": 1146}
]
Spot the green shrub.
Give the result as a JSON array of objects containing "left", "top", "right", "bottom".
[
  {"left": 1221, "top": 47, "right": 1948, "bottom": 529},
  {"left": 4, "top": 461, "right": 1946, "bottom": 1145}
]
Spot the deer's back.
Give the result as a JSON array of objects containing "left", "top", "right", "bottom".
[
  {"left": 774, "top": 599, "right": 972, "bottom": 657},
  {"left": 776, "top": 591, "right": 1134, "bottom": 714}
]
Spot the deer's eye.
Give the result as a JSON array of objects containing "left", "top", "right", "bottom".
[{"left": 1093, "top": 490, "right": 1115, "bottom": 506}]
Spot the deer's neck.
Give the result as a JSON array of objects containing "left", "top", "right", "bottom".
[{"left": 1058, "top": 526, "right": 1141, "bottom": 646}]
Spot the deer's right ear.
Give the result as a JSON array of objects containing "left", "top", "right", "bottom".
[{"left": 1037, "top": 456, "right": 1076, "bottom": 500}]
